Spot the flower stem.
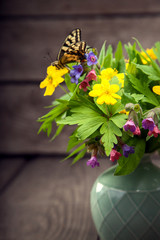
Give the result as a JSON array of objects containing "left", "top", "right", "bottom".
[{"left": 59, "top": 84, "right": 71, "bottom": 97}]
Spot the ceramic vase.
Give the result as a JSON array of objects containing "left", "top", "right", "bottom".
[{"left": 90, "top": 155, "right": 160, "bottom": 240}]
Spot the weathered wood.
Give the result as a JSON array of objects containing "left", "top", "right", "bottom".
[
  {"left": 0, "top": 0, "right": 160, "bottom": 15},
  {"left": 0, "top": 158, "right": 112, "bottom": 240},
  {"left": 0, "top": 85, "right": 76, "bottom": 154},
  {"left": 0, "top": 17, "right": 160, "bottom": 81},
  {"left": 0, "top": 159, "right": 25, "bottom": 192}
]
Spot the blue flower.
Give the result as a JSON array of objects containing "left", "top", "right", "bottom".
[
  {"left": 86, "top": 52, "right": 98, "bottom": 66},
  {"left": 122, "top": 144, "right": 135, "bottom": 158},
  {"left": 69, "top": 64, "right": 83, "bottom": 84}
]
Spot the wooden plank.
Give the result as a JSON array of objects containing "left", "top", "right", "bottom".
[
  {"left": 0, "top": 158, "right": 112, "bottom": 240},
  {"left": 0, "top": 159, "right": 25, "bottom": 192},
  {"left": 0, "top": 17, "right": 160, "bottom": 81},
  {"left": 0, "top": 0, "right": 160, "bottom": 15},
  {"left": 0, "top": 85, "right": 76, "bottom": 154}
]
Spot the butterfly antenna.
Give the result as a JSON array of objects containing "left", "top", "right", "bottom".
[{"left": 47, "top": 51, "right": 54, "bottom": 62}]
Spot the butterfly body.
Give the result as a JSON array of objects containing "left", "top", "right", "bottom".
[{"left": 52, "top": 29, "right": 87, "bottom": 69}]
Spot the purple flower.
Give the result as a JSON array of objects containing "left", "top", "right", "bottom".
[
  {"left": 70, "top": 64, "right": 83, "bottom": 84},
  {"left": 87, "top": 155, "right": 100, "bottom": 168},
  {"left": 142, "top": 117, "right": 155, "bottom": 131},
  {"left": 123, "top": 120, "right": 136, "bottom": 133},
  {"left": 86, "top": 52, "right": 98, "bottom": 66},
  {"left": 122, "top": 144, "right": 135, "bottom": 158}
]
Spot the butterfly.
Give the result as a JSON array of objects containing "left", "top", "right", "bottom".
[{"left": 52, "top": 28, "right": 87, "bottom": 69}]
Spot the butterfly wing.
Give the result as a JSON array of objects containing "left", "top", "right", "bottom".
[{"left": 57, "top": 29, "right": 81, "bottom": 60}]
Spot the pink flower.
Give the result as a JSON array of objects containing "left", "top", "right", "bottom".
[
  {"left": 79, "top": 79, "right": 90, "bottom": 92},
  {"left": 85, "top": 69, "right": 97, "bottom": 82},
  {"left": 148, "top": 126, "right": 160, "bottom": 138},
  {"left": 133, "top": 126, "right": 141, "bottom": 136},
  {"left": 123, "top": 120, "right": 136, "bottom": 133},
  {"left": 110, "top": 149, "right": 122, "bottom": 162}
]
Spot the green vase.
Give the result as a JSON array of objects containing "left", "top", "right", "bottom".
[{"left": 90, "top": 155, "right": 160, "bottom": 240}]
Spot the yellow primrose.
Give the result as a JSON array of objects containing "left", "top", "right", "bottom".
[
  {"left": 152, "top": 86, "right": 160, "bottom": 95},
  {"left": 40, "top": 66, "right": 68, "bottom": 96},
  {"left": 89, "top": 81, "right": 121, "bottom": 105},
  {"left": 116, "top": 73, "right": 124, "bottom": 87},
  {"left": 99, "top": 68, "right": 118, "bottom": 81},
  {"left": 99, "top": 68, "right": 124, "bottom": 87},
  {"left": 141, "top": 48, "right": 157, "bottom": 64}
]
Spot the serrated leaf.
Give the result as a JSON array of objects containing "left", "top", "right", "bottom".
[
  {"left": 109, "top": 101, "right": 125, "bottom": 115},
  {"left": 110, "top": 114, "right": 127, "bottom": 128},
  {"left": 100, "top": 121, "right": 122, "bottom": 156},
  {"left": 76, "top": 116, "right": 106, "bottom": 140},
  {"left": 136, "top": 64, "right": 160, "bottom": 81}
]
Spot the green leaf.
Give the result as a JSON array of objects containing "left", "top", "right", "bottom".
[
  {"left": 106, "top": 44, "right": 113, "bottom": 56},
  {"left": 121, "top": 92, "right": 136, "bottom": 105},
  {"left": 154, "top": 42, "right": 160, "bottom": 62},
  {"left": 114, "top": 139, "right": 146, "bottom": 176},
  {"left": 110, "top": 114, "right": 127, "bottom": 128},
  {"left": 100, "top": 121, "right": 122, "bottom": 156},
  {"left": 115, "top": 41, "right": 123, "bottom": 62},
  {"left": 67, "top": 133, "right": 84, "bottom": 152},
  {"left": 64, "top": 73, "right": 77, "bottom": 92},
  {"left": 131, "top": 93, "right": 144, "bottom": 102},
  {"left": 136, "top": 64, "right": 160, "bottom": 81},
  {"left": 71, "top": 149, "right": 87, "bottom": 165},
  {"left": 109, "top": 101, "right": 125, "bottom": 115},
  {"left": 63, "top": 143, "right": 86, "bottom": 161},
  {"left": 103, "top": 54, "right": 112, "bottom": 68},
  {"left": 76, "top": 116, "right": 105, "bottom": 140},
  {"left": 127, "top": 73, "right": 160, "bottom": 106},
  {"left": 98, "top": 41, "right": 106, "bottom": 67},
  {"left": 50, "top": 124, "right": 64, "bottom": 141},
  {"left": 38, "top": 101, "right": 68, "bottom": 136},
  {"left": 133, "top": 38, "right": 160, "bottom": 72}
]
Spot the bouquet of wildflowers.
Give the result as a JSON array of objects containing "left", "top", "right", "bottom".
[{"left": 38, "top": 39, "right": 160, "bottom": 175}]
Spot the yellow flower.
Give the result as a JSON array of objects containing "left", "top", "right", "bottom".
[
  {"left": 119, "top": 109, "right": 129, "bottom": 115},
  {"left": 89, "top": 80, "right": 121, "bottom": 105},
  {"left": 116, "top": 73, "right": 124, "bottom": 87},
  {"left": 99, "top": 68, "right": 124, "bottom": 87},
  {"left": 100, "top": 68, "right": 118, "bottom": 81},
  {"left": 153, "top": 85, "right": 160, "bottom": 95},
  {"left": 141, "top": 48, "right": 157, "bottom": 64},
  {"left": 40, "top": 66, "right": 68, "bottom": 96}
]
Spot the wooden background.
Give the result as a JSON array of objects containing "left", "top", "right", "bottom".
[{"left": 0, "top": 0, "right": 160, "bottom": 239}]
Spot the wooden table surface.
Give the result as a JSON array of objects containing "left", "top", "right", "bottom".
[
  {"left": 0, "top": 157, "right": 112, "bottom": 240},
  {"left": 0, "top": 0, "right": 160, "bottom": 239}
]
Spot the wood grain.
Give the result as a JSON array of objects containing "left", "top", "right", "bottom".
[
  {"left": 0, "top": 85, "right": 76, "bottom": 154},
  {"left": 0, "top": 17, "right": 160, "bottom": 81},
  {"left": 0, "top": 0, "right": 160, "bottom": 15},
  {"left": 0, "top": 159, "right": 25, "bottom": 192},
  {"left": 0, "top": 158, "right": 112, "bottom": 240}
]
